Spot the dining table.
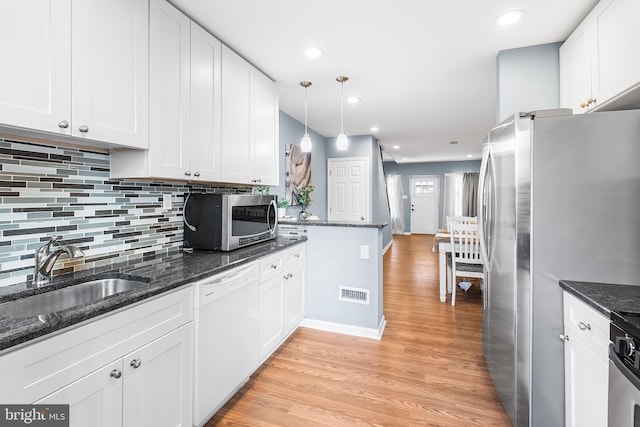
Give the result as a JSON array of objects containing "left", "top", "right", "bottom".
[{"left": 432, "top": 230, "right": 452, "bottom": 302}]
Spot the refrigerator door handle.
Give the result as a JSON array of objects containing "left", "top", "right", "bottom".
[{"left": 478, "top": 145, "right": 491, "bottom": 266}]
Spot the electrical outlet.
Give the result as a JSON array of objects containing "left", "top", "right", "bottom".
[
  {"left": 162, "top": 193, "right": 172, "bottom": 210},
  {"left": 360, "top": 245, "right": 369, "bottom": 259}
]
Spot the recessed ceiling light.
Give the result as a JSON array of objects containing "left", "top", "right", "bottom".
[
  {"left": 370, "top": 126, "right": 379, "bottom": 132},
  {"left": 347, "top": 96, "right": 361, "bottom": 104},
  {"left": 495, "top": 10, "right": 525, "bottom": 26},
  {"left": 392, "top": 145, "right": 400, "bottom": 149},
  {"left": 467, "top": 154, "right": 473, "bottom": 158},
  {"left": 304, "top": 47, "right": 324, "bottom": 59},
  {"left": 449, "top": 140, "right": 458, "bottom": 145},
  {"left": 402, "top": 158, "right": 407, "bottom": 162}
]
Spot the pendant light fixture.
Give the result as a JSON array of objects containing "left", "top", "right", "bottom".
[
  {"left": 300, "top": 81, "right": 312, "bottom": 153},
  {"left": 336, "top": 76, "right": 349, "bottom": 151}
]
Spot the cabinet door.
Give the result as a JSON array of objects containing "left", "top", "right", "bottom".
[
  {"left": 592, "top": 0, "right": 640, "bottom": 103},
  {"left": 122, "top": 324, "right": 193, "bottom": 427},
  {"left": 190, "top": 22, "right": 222, "bottom": 182},
  {"left": 252, "top": 71, "right": 279, "bottom": 186},
  {"left": 564, "top": 331, "right": 608, "bottom": 427},
  {"left": 560, "top": 21, "right": 593, "bottom": 114},
  {"left": 72, "top": 0, "right": 148, "bottom": 148},
  {"left": 148, "top": 0, "right": 191, "bottom": 179},
  {"left": 36, "top": 361, "right": 123, "bottom": 427},
  {"left": 284, "top": 266, "right": 306, "bottom": 334},
  {"left": 0, "top": 1, "right": 71, "bottom": 134},
  {"left": 260, "top": 275, "right": 285, "bottom": 360},
  {"left": 221, "top": 46, "right": 253, "bottom": 184}
]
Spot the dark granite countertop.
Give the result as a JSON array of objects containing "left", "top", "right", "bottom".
[
  {"left": 559, "top": 280, "right": 640, "bottom": 318},
  {"left": 279, "top": 218, "right": 388, "bottom": 229},
  {"left": 0, "top": 237, "right": 306, "bottom": 353}
]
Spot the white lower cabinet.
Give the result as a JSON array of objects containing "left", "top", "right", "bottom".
[
  {"left": 36, "top": 361, "right": 122, "bottom": 427},
  {"left": 37, "top": 324, "right": 192, "bottom": 427},
  {"left": 259, "top": 274, "right": 286, "bottom": 360},
  {"left": 259, "top": 245, "right": 306, "bottom": 362},
  {"left": 0, "top": 287, "right": 193, "bottom": 427},
  {"left": 563, "top": 291, "right": 609, "bottom": 427}
]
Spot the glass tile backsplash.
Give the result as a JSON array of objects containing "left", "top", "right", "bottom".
[{"left": 0, "top": 138, "right": 249, "bottom": 287}]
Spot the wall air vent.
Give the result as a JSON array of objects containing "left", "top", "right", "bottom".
[{"left": 339, "top": 286, "right": 370, "bottom": 305}]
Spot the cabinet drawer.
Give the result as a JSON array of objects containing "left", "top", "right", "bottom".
[
  {"left": 285, "top": 245, "right": 305, "bottom": 264},
  {"left": 0, "top": 286, "right": 193, "bottom": 403},
  {"left": 563, "top": 292, "right": 609, "bottom": 363},
  {"left": 260, "top": 253, "right": 285, "bottom": 282}
]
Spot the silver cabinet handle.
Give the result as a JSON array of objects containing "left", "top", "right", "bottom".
[
  {"left": 184, "top": 171, "right": 192, "bottom": 176},
  {"left": 110, "top": 369, "right": 122, "bottom": 379},
  {"left": 58, "top": 120, "right": 69, "bottom": 129},
  {"left": 130, "top": 359, "right": 142, "bottom": 369},
  {"left": 361, "top": 216, "right": 365, "bottom": 220},
  {"left": 295, "top": 253, "right": 300, "bottom": 258},
  {"left": 194, "top": 171, "right": 200, "bottom": 177},
  {"left": 558, "top": 333, "right": 569, "bottom": 342},
  {"left": 270, "top": 264, "right": 277, "bottom": 269},
  {"left": 578, "top": 321, "right": 591, "bottom": 331},
  {"left": 79, "top": 125, "right": 89, "bottom": 133},
  {"left": 283, "top": 273, "right": 293, "bottom": 280}
]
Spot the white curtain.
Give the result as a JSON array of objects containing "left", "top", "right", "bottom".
[
  {"left": 442, "top": 173, "right": 464, "bottom": 221},
  {"left": 385, "top": 175, "right": 405, "bottom": 235}
]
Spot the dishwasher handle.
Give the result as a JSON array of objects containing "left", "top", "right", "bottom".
[{"left": 197, "top": 263, "right": 259, "bottom": 307}]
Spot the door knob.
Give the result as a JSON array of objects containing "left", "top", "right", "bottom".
[
  {"left": 78, "top": 125, "right": 89, "bottom": 133},
  {"left": 58, "top": 120, "right": 69, "bottom": 129},
  {"left": 558, "top": 333, "right": 569, "bottom": 342},
  {"left": 110, "top": 369, "right": 122, "bottom": 379},
  {"left": 130, "top": 358, "right": 142, "bottom": 369}
]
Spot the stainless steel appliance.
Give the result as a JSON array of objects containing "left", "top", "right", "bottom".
[
  {"left": 478, "top": 109, "right": 640, "bottom": 426},
  {"left": 609, "top": 311, "right": 640, "bottom": 427},
  {"left": 183, "top": 193, "right": 278, "bottom": 251}
]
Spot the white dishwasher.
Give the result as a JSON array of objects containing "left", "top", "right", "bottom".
[{"left": 193, "top": 262, "right": 260, "bottom": 426}]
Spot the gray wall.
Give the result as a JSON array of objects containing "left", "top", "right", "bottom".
[
  {"left": 496, "top": 42, "right": 562, "bottom": 123},
  {"left": 278, "top": 111, "right": 327, "bottom": 219},
  {"left": 383, "top": 160, "right": 481, "bottom": 232}
]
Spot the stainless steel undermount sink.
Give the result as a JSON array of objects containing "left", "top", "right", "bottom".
[{"left": 0, "top": 278, "right": 150, "bottom": 318}]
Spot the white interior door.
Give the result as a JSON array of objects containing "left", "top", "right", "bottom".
[
  {"left": 410, "top": 175, "right": 439, "bottom": 234},
  {"left": 328, "top": 157, "right": 371, "bottom": 222}
]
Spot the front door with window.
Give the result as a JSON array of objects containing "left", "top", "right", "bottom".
[{"left": 410, "top": 175, "right": 439, "bottom": 234}]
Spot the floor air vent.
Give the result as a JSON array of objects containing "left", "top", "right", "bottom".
[{"left": 339, "top": 286, "right": 370, "bottom": 305}]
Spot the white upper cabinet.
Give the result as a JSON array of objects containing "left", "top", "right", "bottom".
[
  {"left": 560, "top": 0, "right": 640, "bottom": 113},
  {"left": 72, "top": 0, "right": 149, "bottom": 148},
  {"left": 111, "top": 0, "right": 222, "bottom": 182},
  {"left": 221, "top": 46, "right": 279, "bottom": 186},
  {"left": 0, "top": 0, "right": 149, "bottom": 148},
  {"left": 0, "top": 1, "right": 72, "bottom": 135},
  {"left": 190, "top": 23, "right": 222, "bottom": 182}
]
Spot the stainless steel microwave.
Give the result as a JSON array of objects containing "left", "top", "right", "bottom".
[{"left": 183, "top": 193, "right": 278, "bottom": 251}]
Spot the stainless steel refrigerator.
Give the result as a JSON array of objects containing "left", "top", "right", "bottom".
[{"left": 478, "top": 108, "right": 640, "bottom": 427}]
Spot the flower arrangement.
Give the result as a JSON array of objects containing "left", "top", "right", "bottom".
[
  {"left": 296, "top": 185, "right": 315, "bottom": 207},
  {"left": 277, "top": 199, "right": 289, "bottom": 209}
]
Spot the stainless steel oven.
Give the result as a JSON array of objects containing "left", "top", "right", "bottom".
[
  {"left": 183, "top": 193, "right": 277, "bottom": 251},
  {"left": 609, "top": 312, "right": 640, "bottom": 427}
]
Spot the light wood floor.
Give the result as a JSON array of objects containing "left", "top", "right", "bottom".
[{"left": 206, "top": 234, "right": 512, "bottom": 426}]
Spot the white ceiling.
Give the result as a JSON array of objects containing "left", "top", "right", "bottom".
[{"left": 170, "top": 0, "right": 598, "bottom": 163}]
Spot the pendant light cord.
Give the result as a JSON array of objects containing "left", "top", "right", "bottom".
[
  {"left": 340, "top": 80, "right": 344, "bottom": 133},
  {"left": 304, "top": 86, "right": 308, "bottom": 134}
]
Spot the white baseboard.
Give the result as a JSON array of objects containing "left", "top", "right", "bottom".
[
  {"left": 300, "top": 316, "right": 386, "bottom": 340},
  {"left": 383, "top": 240, "right": 393, "bottom": 254}
]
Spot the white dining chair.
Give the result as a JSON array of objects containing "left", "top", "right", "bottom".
[
  {"left": 445, "top": 216, "right": 477, "bottom": 293},
  {"left": 448, "top": 222, "right": 484, "bottom": 306}
]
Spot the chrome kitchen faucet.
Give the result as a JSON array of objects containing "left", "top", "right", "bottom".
[{"left": 33, "top": 236, "right": 85, "bottom": 286}]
